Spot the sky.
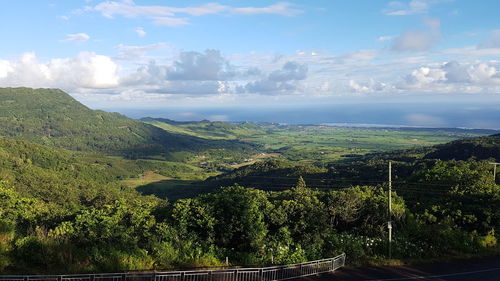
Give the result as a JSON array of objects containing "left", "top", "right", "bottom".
[{"left": 1, "top": 0, "right": 500, "bottom": 127}]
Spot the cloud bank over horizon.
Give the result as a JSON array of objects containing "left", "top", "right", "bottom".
[{"left": 0, "top": 0, "right": 500, "bottom": 117}]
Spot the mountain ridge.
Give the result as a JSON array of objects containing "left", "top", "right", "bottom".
[{"left": 0, "top": 87, "right": 258, "bottom": 159}]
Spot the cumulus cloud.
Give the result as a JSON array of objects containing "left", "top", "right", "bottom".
[
  {"left": 398, "top": 61, "right": 500, "bottom": 91},
  {"left": 120, "top": 50, "right": 237, "bottom": 96},
  {"left": 442, "top": 61, "right": 470, "bottom": 83},
  {"left": 402, "top": 66, "right": 446, "bottom": 88},
  {"left": 61, "top": 33, "right": 90, "bottom": 43},
  {"left": 349, "top": 79, "right": 387, "bottom": 93},
  {"left": 468, "top": 63, "right": 500, "bottom": 85},
  {"left": 90, "top": 0, "right": 301, "bottom": 26},
  {"left": 0, "top": 60, "right": 14, "bottom": 79},
  {"left": 268, "top": 61, "right": 307, "bottom": 81},
  {"left": 243, "top": 61, "right": 308, "bottom": 94},
  {"left": 0, "top": 52, "right": 119, "bottom": 90},
  {"left": 392, "top": 17, "right": 440, "bottom": 52},
  {"left": 2, "top": 46, "right": 500, "bottom": 105},
  {"left": 167, "top": 50, "right": 235, "bottom": 81}
]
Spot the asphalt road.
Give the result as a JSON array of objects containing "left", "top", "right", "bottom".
[{"left": 300, "top": 256, "right": 500, "bottom": 281}]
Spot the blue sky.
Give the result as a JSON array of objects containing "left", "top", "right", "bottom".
[{"left": 1, "top": 0, "right": 500, "bottom": 127}]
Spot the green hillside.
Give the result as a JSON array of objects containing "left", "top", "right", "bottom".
[
  {"left": 203, "top": 133, "right": 500, "bottom": 193},
  {"left": 142, "top": 118, "right": 267, "bottom": 140},
  {"left": 0, "top": 136, "right": 162, "bottom": 218},
  {"left": 425, "top": 134, "right": 500, "bottom": 161},
  {"left": 0, "top": 102, "right": 498, "bottom": 273},
  {"left": 0, "top": 88, "right": 258, "bottom": 160}
]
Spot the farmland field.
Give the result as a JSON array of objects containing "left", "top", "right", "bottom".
[{"left": 133, "top": 119, "right": 498, "bottom": 200}]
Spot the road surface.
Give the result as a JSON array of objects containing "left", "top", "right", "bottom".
[{"left": 301, "top": 256, "right": 500, "bottom": 281}]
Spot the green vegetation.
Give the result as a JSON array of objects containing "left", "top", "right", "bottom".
[
  {"left": 0, "top": 88, "right": 259, "bottom": 161},
  {"left": 0, "top": 87, "right": 498, "bottom": 273},
  {"left": 1, "top": 168, "right": 497, "bottom": 273},
  {"left": 141, "top": 118, "right": 266, "bottom": 140},
  {"left": 145, "top": 118, "right": 495, "bottom": 165}
]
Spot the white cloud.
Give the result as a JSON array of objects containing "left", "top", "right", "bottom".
[
  {"left": 398, "top": 61, "right": 500, "bottom": 91},
  {"left": 134, "top": 27, "right": 146, "bottom": 37},
  {"left": 438, "top": 46, "right": 500, "bottom": 58},
  {"left": 338, "top": 50, "right": 378, "bottom": 62},
  {"left": 402, "top": 66, "right": 446, "bottom": 88},
  {"left": 0, "top": 52, "right": 119, "bottom": 90},
  {"left": 349, "top": 79, "right": 387, "bottom": 93},
  {"left": 378, "top": 35, "right": 393, "bottom": 42},
  {"left": 61, "top": 33, "right": 90, "bottom": 43},
  {"left": 2, "top": 46, "right": 500, "bottom": 107},
  {"left": 232, "top": 2, "right": 302, "bottom": 16},
  {"left": 442, "top": 61, "right": 470, "bottom": 82},
  {"left": 243, "top": 61, "right": 308, "bottom": 94},
  {"left": 392, "top": 17, "right": 440, "bottom": 51},
  {"left": 392, "top": 30, "right": 435, "bottom": 51},
  {"left": 0, "top": 60, "right": 14, "bottom": 79},
  {"left": 115, "top": 43, "right": 167, "bottom": 60},
  {"left": 468, "top": 63, "right": 500, "bottom": 85},
  {"left": 107, "top": 89, "right": 169, "bottom": 101},
  {"left": 119, "top": 50, "right": 238, "bottom": 96},
  {"left": 167, "top": 49, "right": 235, "bottom": 81},
  {"left": 383, "top": 0, "right": 449, "bottom": 16},
  {"left": 90, "top": 1, "right": 301, "bottom": 26}
]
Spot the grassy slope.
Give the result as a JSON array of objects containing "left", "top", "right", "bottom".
[
  {"left": 0, "top": 136, "right": 213, "bottom": 204},
  {"left": 142, "top": 118, "right": 267, "bottom": 140},
  {"left": 0, "top": 88, "right": 257, "bottom": 160}
]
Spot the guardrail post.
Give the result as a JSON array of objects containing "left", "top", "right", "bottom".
[
  {"left": 259, "top": 268, "right": 263, "bottom": 281},
  {"left": 181, "top": 272, "right": 185, "bottom": 281},
  {"left": 121, "top": 273, "right": 126, "bottom": 281}
]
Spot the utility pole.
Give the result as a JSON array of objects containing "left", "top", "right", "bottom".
[
  {"left": 490, "top": 163, "right": 499, "bottom": 183},
  {"left": 388, "top": 161, "right": 392, "bottom": 259}
]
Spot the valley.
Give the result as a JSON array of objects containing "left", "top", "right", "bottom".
[{"left": 0, "top": 88, "right": 498, "bottom": 274}]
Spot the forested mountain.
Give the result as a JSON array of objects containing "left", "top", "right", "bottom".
[
  {"left": 0, "top": 88, "right": 258, "bottom": 159},
  {"left": 425, "top": 134, "right": 500, "bottom": 161}
]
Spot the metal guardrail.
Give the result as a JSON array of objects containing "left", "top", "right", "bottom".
[{"left": 0, "top": 253, "right": 346, "bottom": 281}]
